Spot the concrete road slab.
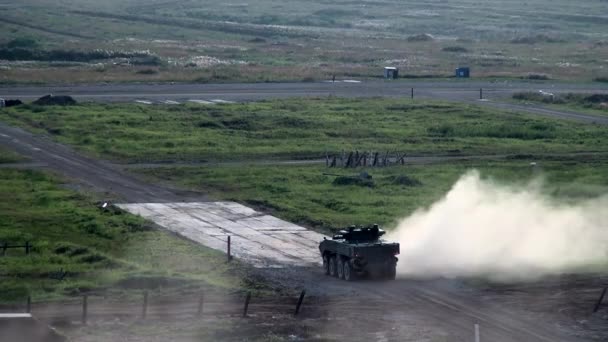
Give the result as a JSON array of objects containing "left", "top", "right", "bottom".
[{"left": 117, "top": 202, "right": 327, "bottom": 268}]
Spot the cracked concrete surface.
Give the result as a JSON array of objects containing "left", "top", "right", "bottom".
[{"left": 117, "top": 202, "right": 327, "bottom": 268}]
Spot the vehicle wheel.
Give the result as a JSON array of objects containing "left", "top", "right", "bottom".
[
  {"left": 322, "top": 255, "right": 330, "bottom": 275},
  {"left": 386, "top": 265, "right": 397, "bottom": 280},
  {"left": 337, "top": 259, "right": 345, "bottom": 279},
  {"left": 343, "top": 260, "right": 354, "bottom": 281},
  {"left": 329, "top": 256, "right": 338, "bottom": 277}
]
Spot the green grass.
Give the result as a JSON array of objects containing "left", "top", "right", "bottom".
[
  {"left": 0, "top": 147, "right": 23, "bottom": 163},
  {"left": 0, "top": 169, "right": 258, "bottom": 303},
  {"left": 513, "top": 92, "right": 608, "bottom": 117},
  {"left": 134, "top": 155, "right": 608, "bottom": 231},
  {"left": 1, "top": 99, "right": 607, "bottom": 163},
  {"left": 1, "top": 0, "right": 608, "bottom": 83}
]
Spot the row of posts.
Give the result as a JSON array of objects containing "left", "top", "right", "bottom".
[
  {"left": 0, "top": 241, "right": 32, "bottom": 256},
  {"left": 75, "top": 290, "right": 307, "bottom": 324}
]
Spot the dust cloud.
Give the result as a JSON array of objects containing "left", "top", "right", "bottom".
[{"left": 388, "top": 170, "right": 608, "bottom": 281}]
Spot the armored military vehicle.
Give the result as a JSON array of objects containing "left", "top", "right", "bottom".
[{"left": 319, "top": 224, "right": 399, "bottom": 281}]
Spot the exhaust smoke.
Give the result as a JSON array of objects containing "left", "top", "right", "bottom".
[{"left": 388, "top": 170, "right": 608, "bottom": 280}]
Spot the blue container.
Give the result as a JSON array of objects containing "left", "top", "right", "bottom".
[{"left": 455, "top": 67, "right": 470, "bottom": 78}]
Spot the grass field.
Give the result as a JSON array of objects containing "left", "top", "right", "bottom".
[
  {"left": 1, "top": 99, "right": 607, "bottom": 163},
  {"left": 0, "top": 168, "right": 259, "bottom": 303},
  {"left": 2, "top": 98, "right": 607, "bottom": 230},
  {"left": 513, "top": 92, "right": 608, "bottom": 117},
  {"left": 1, "top": 0, "right": 607, "bottom": 83},
  {"left": 0, "top": 146, "right": 24, "bottom": 163},
  {"left": 134, "top": 156, "right": 608, "bottom": 230}
]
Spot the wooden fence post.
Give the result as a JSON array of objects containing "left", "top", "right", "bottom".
[
  {"left": 294, "top": 290, "right": 306, "bottom": 316},
  {"left": 349, "top": 152, "right": 355, "bottom": 168},
  {"left": 197, "top": 292, "right": 204, "bottom": 316},
  {"left": 480, "top": 88, "right": 483, "bottom": 100},
  {"left": 82, "top": 295, "right": 88, "bottom": 325},
  {"left": 242, "top": 292, "right": 251, "bottom": 318},
  {"left": 593, "top": 287, "right": 607, "bottom": 313},
  {"left": 227, "top": 236, "right": 232, "bottom": 261},
  {"left": 411, "top": 88, "right": 414, "bottom": 99},
  {"left": 25, "top": 241, "right": 30, "bottom": 255},
  {"left": 398, "top": 153, "right": 407, "bottom": 165},
  {"left": 1, "top": 242, "right": 7, "bottom": 256},
  {"left": 26, "top": 296, "right": 31, "bottom": 313},
  {"left": 142, "top": 291, "right": 148, "bottom": 319}
]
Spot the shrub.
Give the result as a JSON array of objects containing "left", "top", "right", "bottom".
[
  {"left": 332, "top": 176, "right": 374, "bottom": 187},
  {"left": 0, "top": 48, "right": 162, "bottom": 65},
  {"left": 442, "top": 46, "right": 468, "bottom": 53},
  {"left": 407, "top": 33, "right": 434, "bottom": 42},
  {"left": 510, "top": 34, "right": 561, "bottom": 44},
  {"left": 524, "top": 73, "right": 550, "bottom": 80},
  {"left": 136, "top": 69, "right": 159, "bottom": 75},
  {"left": 585, "top": 94, "right": 608, "bottom": 103},
  {"left": 513, "top": 92, "right": 554, "bottom": 103},
  {"left": 427, "top": 124, "right": 455, "bottom": 137},
  {"left": 390, "top": 175, "right": 422, "bottom": 187},
  {"left": 5, "top": 38, "right": 38, "bottom": 49}
]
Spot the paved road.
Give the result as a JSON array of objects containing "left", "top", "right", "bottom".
[
  {"left": 2, "top": 81, "right": 607, "bottom": 102},
  {"left": 2, "top": 81, "right": 608, "bottom": 124}
]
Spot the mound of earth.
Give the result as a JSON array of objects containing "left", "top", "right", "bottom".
[
  {"left": 407, "top": 33, "right": 434, "bottom": 42},
  {"left": 33, "top": 95, "right": 77, "bottom": 106}
]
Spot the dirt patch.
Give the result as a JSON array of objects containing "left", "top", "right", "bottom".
[
  {"left": 472, "top": 274, "right": 608, "bottom": 341},
  {"left": 0, "top": 316, "right": 66, "bottom": 342}
]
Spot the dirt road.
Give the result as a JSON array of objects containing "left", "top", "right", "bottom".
[
  {"left": 0, "top": 120, "right": 597, "bottom": 340},
  {"left": 0, "top": 122, "right": 206, "bottom": 203}
]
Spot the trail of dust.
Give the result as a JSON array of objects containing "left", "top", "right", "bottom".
[{"left": 388, "top": 170, "right": 608, "bottom": 280}]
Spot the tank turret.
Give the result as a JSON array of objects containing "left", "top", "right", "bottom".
[{"left": 332, "top": 224, "right": 386, "bottom": 243}]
